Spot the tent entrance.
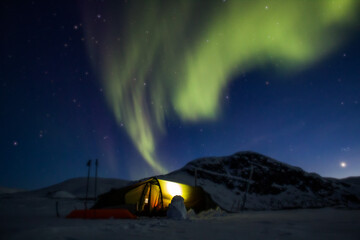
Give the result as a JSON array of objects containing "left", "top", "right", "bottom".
[{"left": 124, "top": 179, "right": 164, "bottom": 216}]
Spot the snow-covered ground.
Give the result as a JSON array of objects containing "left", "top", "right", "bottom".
[{"left": 1, "top": 195, "right": 360, "bottom": 240}]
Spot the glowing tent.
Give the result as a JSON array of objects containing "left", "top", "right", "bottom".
[{"left": 92, "top": 177, "right": 217, "bottom": 216}]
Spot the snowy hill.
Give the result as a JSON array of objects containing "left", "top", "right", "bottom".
[
  {"left": 160, "top": 151, "right": 360, "bottom": 211},
  {"left": 33, "top": 177, "right": 130, "bottom": 199},
  {"left": 0, "top": 187, "right": 26, "bottom": 194},
  {"left": 1, "top": 177, "right": 130, "bottom": 199}
]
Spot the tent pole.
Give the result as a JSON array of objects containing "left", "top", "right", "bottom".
[
  {"left": 85, "top": 159, "right": 92, "bottom": 209},
  {"left": 94, "top": 159, "right": 98, "bottom": 201},
  {"left": 148, "top": 183, "right": 152, "bottom": 216},
  {"left": 241, "top": 165, "right": 254, "bottom": 211},
  {"left": 56, "top": 201, "right": 60, "bottom": 218},
  {"left": 154, "top": 178, "right": 164, "bottom": 211},
  {"left": 195, "top": 168, "right": 198, "bottom": 187},
  {"left": 139, "top": 182, "right": 149, "bottom": 214}
]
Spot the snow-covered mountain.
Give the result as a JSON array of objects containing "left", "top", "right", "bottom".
[{"left": 160, "top": 151, "right": 360, "bottom": 211}]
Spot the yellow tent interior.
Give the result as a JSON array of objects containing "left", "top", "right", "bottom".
[{"left": 92, "top": 177, "right": 217, "bottom": 216}]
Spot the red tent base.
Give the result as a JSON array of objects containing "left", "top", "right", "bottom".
[{"left": 66, "top": 209, "right": 137, "bottom": 219}]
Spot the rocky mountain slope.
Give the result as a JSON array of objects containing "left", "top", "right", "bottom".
[{"left": 161, "top": 151, "right": 360, "bottom": 211}]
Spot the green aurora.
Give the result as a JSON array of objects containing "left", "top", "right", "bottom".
[{"left": 83, "top": 0, "right": 359, "bottom": 173}]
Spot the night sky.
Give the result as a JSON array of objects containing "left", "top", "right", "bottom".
[{"left": 1, "top": 0, "right": 360, "bottom": 190}]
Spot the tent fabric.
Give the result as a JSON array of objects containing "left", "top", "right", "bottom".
[
  {"left": 150, "top": 184, "right": 161, "bottom": 211},
  {"left": 92, "top": 177, "right": 217, "bottom": 216},
  {"left": 125, "top": 184, "right": 145, "bottom": 205}
]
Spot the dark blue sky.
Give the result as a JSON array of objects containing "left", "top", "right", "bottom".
[{"left": 1, "top": 1, "right": 359, "bottom": 189}]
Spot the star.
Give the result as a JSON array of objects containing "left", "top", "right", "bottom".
[
  {"left": 340, "top": 162, "right": 347, "bottom": 168},
  {"left": 13, "top": 141, "right": 18, "bottom": 146}
]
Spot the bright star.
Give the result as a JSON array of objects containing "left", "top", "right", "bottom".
[{"left": 340, "top": 162, "right": 347, "bottom": 168}]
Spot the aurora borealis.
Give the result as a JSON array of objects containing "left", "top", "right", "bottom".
[
  {"left": 83, "top": 0, "right": 359, "bottom": 173},
  {"left": 1, "top": 0, "right": 360, "bottom": 189}
]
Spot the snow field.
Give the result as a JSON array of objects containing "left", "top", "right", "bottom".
[{"left": 1, "top": 196, "right": 360, "bottom": 240}]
